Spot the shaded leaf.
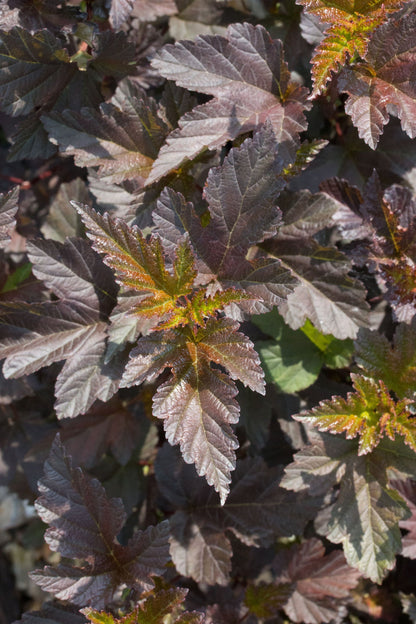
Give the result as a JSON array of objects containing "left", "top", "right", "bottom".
[
  {"left": 31, "top": 436, "right": 170, "bottom": 608},
  {"left": 43, "top": 86, "right": 168, "bottom": 185},
  {"left": 149, "top": 23, "right": 310, "bottom": 182},
  {"left": 272, "top": 539, "right": 361, "bottom": 623},
  {"left": 14, "top": 602, "right": 86, "bottom": 624},
  {"left": 0, "top": 28, "right": 134, "bottom": 117},
  {"left": 261, "top": 191, "right": 369, "bottom": 338},
  {"left": 282, "top": 436, "right": 412, "bottom": 581},
  {"left": 156, "top": 445, "right": 320, "bottom": 584},
  {"left": 355, "top": 321, "right": 416, "bottom": 402},
  {"left": 59, "top": 394, "right": 157, "bottom": 468},
  {"left": 0, "top": 186, "right": 19, "bottom": 249}
]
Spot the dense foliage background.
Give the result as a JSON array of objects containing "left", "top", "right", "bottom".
[{"left": 2, "top": 0, "right": 416, "bottom": 622}]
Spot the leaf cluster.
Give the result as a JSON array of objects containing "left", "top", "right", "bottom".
[{"left": 2, "top": 0, "right": 416, "bottom": 623}]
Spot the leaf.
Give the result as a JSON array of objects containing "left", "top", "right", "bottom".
[
  {"left": 83, "top": 580, "right": 203, "bottom": 623},
  {"left": 109, "top": 0, "right": 135, "bottom": 29},
  {"left": 14, "top": 603, "right": 86, "bottom": 624},
  {"left": 245, "top": 583, "right": 293, "bottom": 620},
  {"left": 131, "top": 0, "right": 178, "bottom": 21},
  {"left": 43, "top": 85, "right": 169, "bottom": 185},
  {"left": 297, "top": 0, "right": 407, "bottom": 97},
  {"left": 74, "top": 202, "right": 199, "bottom": 329},
  {"left": 0, "top": 186, "right": 18, "bottom": 249},
  {"left": 40, "top": 178, "right": 87, "bottom": 242},
  {"left": 120, "top": 316, "right": 264, "bottom": 503},
  {"left": 390, "top": 479, "right": 416, "bottom": 558},
  {"left": 294, "top": 373, "right": 416, "bottom": 454},
  {"left": 155, "top": 445, "right": 320, "bottom": 584},
  {"left": 152, "top": 127, "right": 299, "bottom": 312},
  {"left": 0, "top": 238, "right": 119, "bottom": 418},
  {"left": 255, "top": 312, "right": 323, "bottom": 393},
  {"left": 148, "top": 23, "right": 310, "bottom": 182},
  {"left": 401, "top": 593, "right": 416, "bottom": 623},
  {"left": 59, "top": 394, "right": 158, "bottom": 468},
  {"left": 282, "top": 436, "right": 412, "bottom": 581},
  {"left": 271, "top": 539, "right": 361, "bottom": 624},
  {"left": 355, "top": 321, "right": 416, "bottom": 402},
  {"left": 0, "top": 28, "right": 134, "bottom": 117},
  {"left": 7, "top": 112, "right": 57, "bottom": 161},
  {"left": 339, "top": 12, "right": 416, "bottom": 148},
  {"left": 260, "top": 191, "right": 369, "bottom": 339},
  {"left": 31, "top": 435, "right": 170, "bottom": 608}
]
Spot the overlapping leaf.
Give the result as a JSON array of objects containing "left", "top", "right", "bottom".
[
  {"left": 260, "top": 190, "right": 369, "bottom": 338},
  {"left": 0, "top": 238, "right": 119, "bottom": 418},
  {"left": 31, "top": 436, "right": 170, "bottom": 608},
  {"left": 0, "top": 186, "right": 18, "bottom": 249},
  {"left": 83, "top": 579, "right": 203, "bottom": 624},
  {"left": 152, "top": 126, "right": 298, "bottom": 315},
  {"left": 59, "top": 394, "right": 158, "bottom": 469},
  {"left": 0, "top": 27, "right": 136, "bottom": 159},
  {"left": 43, "top": 82, "right": 169, "bottom": 185},
  {"left": 155, "top": 445, "right": 320, "bottom": 584},
  {"left": 148, "top": 22, "right": 310, "bottom": 182},
  {"left": 14, "top": 603, "right": 86, "bottom": 624},
  {"left": 75, "top": 202, "right": 265, "bottom": 502},
  {"left": 282, "top": 435, "right": 414, "bottom": 581},
  {"left": 322, "top": 173, "right": 416, "bottom": 321},
  {"left": 355, "top": 321, "right": 416, "bottom": 402},
  {"left": 298, "top": 0, "right": 407, "bottom": 97},
  {"left": 339, "top": 11, "right": 416, "bottom": 148},
  {"left": 293, "top": 373, "right": 416, "bottom": 454},
  {"left": 123, "top": 318, "right": 264, "bottom": 503},
  {"left": 391, "top": 479, "right": 416, "bottom": 558},
  {"left": 269, "top": 539, "right": 360, "bottom": 624}
]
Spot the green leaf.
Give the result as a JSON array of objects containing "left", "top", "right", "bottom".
[
  {"left": 253, "top": 310, "right": 353, "bottom": 393},
  {"left": 297, "top": 0, "right": 407, "bottom": 96},
  {"left": 294, "top": 374, "right": 416, "bottom": 454},
  {"left": 83, "top": 579, "right": 203, "bottom": 624}
]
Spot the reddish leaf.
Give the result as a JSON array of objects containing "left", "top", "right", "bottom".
[
  {"left": 0, "top": 238, "right": 119, "bottom": 418},
  {"left": 272, "top": 539, "right": 361, "bottom": 624},
  {"left": 339, "top": 12, "right": 416, "bottom": 148},
  {"left": 156, "top": 445, "right": 319, "bottom": 584},
  {"left": 148, "top": 23, "right": 310, "bottom": 182}
]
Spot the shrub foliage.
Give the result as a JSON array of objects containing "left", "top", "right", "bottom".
[{"left": 2, "top": 0, "right": 416, "bottom": 622}]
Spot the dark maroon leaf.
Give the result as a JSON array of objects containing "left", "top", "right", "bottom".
[
  {"left": 14, "top": 602, "right": 86, "bottom": 624},
  {"left": 42, "top": 85, "right": 168, "bottom": 185},
  {"left": 155, "top": 444, "right": 320, "bottom": 585},
  {"left": 31, "top": 436, "right": 170, "bottom": 608},
  {"left": 261, "top": 191, "right": 370, "bottom": 339},
  {"left": 152, "top": 126, "right": 299, "bottom": 312},
  {"left": 59, "top": 395, "right": 157, "bottom": 469},
  {"left": 272, "top": 539, "right": 361, "bottom": 624},
  {"left": 391, "top": 480, "right": 416, "bottom": 558}
]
